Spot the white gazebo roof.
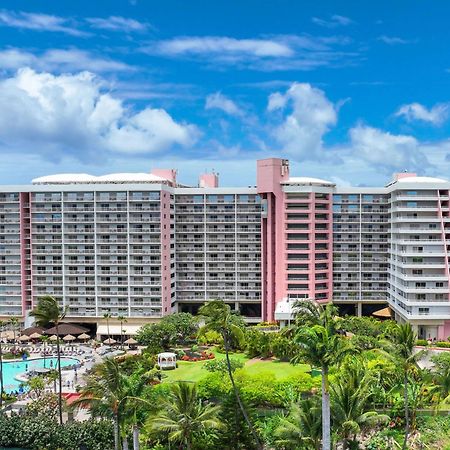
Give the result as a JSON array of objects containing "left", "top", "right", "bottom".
[{"left": 158, "top": 352, "right": 177, "bottom": 358}]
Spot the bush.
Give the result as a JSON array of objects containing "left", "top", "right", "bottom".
[
  {"left": 203, "top": 357, "right": 244, "bottom": 373},
  {"left": 435, "top": 341, "right": 450, "bottom": 348},
  {"left": 0, "top": 414, "right": 113, "bottom": 450},
  {"left": 415, "top": 339, "right": 428, "bottom": 346},
  {"left": 197, "top": 330, "right": 222, "bottom": 345}
]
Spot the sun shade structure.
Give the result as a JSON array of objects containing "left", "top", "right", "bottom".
[
  {"left": 29, "top": 332, "right": 42, "bottom": 339},
  {"left": 63, "top": 334, "right": 76, "bottom": 341},
  {"left": 19, "top": 334, "right": 30, "bottom": 341},
  {"left": 124, "top": 337, "right": 138, "bottom": 345},
  {"left": 372, "top": 307, "right": 392, "bottom": 318},
  {"left": 78, "top": 333, "right": 90, "bottom": 340},
  {"left": 49, "top": 335, "right": 59, "bottom": 341},
  {"left": 21, "top": 326, "right": 45, "bottom": 336},
  {"left": 44, "top": 324, "right": 89, "bottom": 336},
  {"left": 104, "top": 338, "right": 117, "bottom": 345}
]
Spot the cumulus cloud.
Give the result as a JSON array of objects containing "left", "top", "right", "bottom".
[
  {"left": 395, "top": 102, "right": 450, "bottom": 125},
  {"left": 267, "top": 83, "right": 337, "bottom": 157},
  {"left": 312, "top": 15, "right": 353, "bottom": 28},
  {"left": 349, "top": 125, "right": 428, "bottom": 172},
  {"left": 205, "top": 92, "right": 244, "bottom": 117},
  {"left": 0, "top": 48, "right": 132, "bottom": 73},
  {"left": 86, "top": 16, "right": 149, "bottom": 32},
  {"left": 0, "top": 68, "right": 199, "bottom": 159},
  {"left": 0, "top": 10, "right": 87, "bottom": 36}
]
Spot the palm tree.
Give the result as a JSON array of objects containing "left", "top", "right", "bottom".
[
  {"left": 392, "top": 323, "right": 424, "bottom": 450},
  {"left": 147, "top": 381, "right": 223, "bottom": 450},
  {"left": 290, "top": 300, "right": 352, "bottom": 450},
  {"left": 117, "top": 315, "right": 127, "bottom": 349},
  {"left": 103, "top": 312, "right": 112, "bottom": 343},
  {"left": 198, "top": 300, "right": 262, "bottom": 448},
  {"left": 75, "top": 357, "right": 152, "bottom": 450},
  {"left": 331, "top": 364, "right": 389, "bottom": 449},
  {"left": 8, "top": 317, "right": 19, "bottom": 351},
  {"left": 30, "top": 295, "right": 67, "bottom": 425},
  {"left": 41, "top": 335, "right": 50, "bottom": 368},
  {"left": 274, "top": 397, "right": 322, "bottom": 450},
  {"left": 0, "top": 320, "right": 5, "bottom": 412}
]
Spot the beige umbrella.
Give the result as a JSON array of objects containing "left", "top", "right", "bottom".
[
  {"left": 124, "top": 337, "right": 137, "bottom": 345},
  {"left": 19, "top": 334, "right": 30, "bottom": 342},
  {"left": 104, "top": 338, "right": 116, "bottom": 345},
  {"left": 29, "top": 332, "right": 42, "bottom": 339},
  {"left": 63, "top": 334, "right": 76, "bottom": 342},
  {"left": 49, "top": 335, "right": 59, "bottom": 341},
  {"left": 78, "top": 333, "right": 90, "bottom": 340}
]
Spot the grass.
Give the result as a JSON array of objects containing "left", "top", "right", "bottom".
[{"left": 162, "top": 350, "right": 310, "bottom": 383}]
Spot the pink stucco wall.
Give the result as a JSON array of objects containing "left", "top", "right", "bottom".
[
  {"left": 151, "top": 169, "right": 177, "bottom": 186},
  {"left": 199, "top": 173, "right": 219, "bottom": 188},
  {"left": 257, "top": 158, "right": 333, "bottom": 321},
  {"left": 160, "top": 189, "right": 173, "bottom": 316}
]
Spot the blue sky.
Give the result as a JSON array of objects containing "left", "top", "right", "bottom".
[{"left": 1, "top": 0, "right": 450, "bottom": 186}]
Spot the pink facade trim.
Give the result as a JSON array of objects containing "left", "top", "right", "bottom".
[
  {"left": 19, "top": 192, "right": 31, "bottom": 316},
  {"left": 151, "top": 169, "right": 177, "bottom": 186},
  {"left": 437, "top": 191, "right": 450, "bottom": 301},
  {"left": 160, "top": 189, "right": 173, "bottom": 315},
  {"left": 199, "top": 173, "right": 219, "bottom": 188}
]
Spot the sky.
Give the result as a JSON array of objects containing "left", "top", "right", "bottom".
[{"left": 1, "top": 0, "right": 450, "bottom": 187}]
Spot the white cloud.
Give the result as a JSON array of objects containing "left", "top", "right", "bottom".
[
  {"left": 205, "top": 92, "right": 244, "bottom": 117},
  {"left": 0, "top": 48, "right": 132, "bottom": 73},
  {"left": 377, "top": 35, "right": 413, "bottom": 45},
  {"left": 312, "top": 15, "right": 353, "bottom": 28},
  {"left": 349, "top": 125, "right": 428, "bottom": 172},
  {"left": 0, "top": 10, "right": 87, "bottom": 36},
  {"left": 86, "top": 16, "right": 149, "bottom": 32},
  {"left": 267, "top": 83, "right": 337, "bottom": 157},
  {"left": 0, "top": 68, "right": 199, "bottom": 159},
  {"left": 395, "top": 102, "right": 450, "bottom": 125},
  {"left": 143, "top": 34, "right": 357, "bottom": 72}
]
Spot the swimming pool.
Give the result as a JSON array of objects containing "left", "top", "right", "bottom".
[{"left": 2, "top": 357, "right": 79, "bottom": 393}]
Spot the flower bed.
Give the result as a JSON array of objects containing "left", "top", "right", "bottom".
[{"left": 180, "top": 350, "right": 215, "bottom": 362}]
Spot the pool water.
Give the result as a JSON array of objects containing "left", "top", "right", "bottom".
[{"left": 2, "top": 357, "right": 79, "bottom": 393}]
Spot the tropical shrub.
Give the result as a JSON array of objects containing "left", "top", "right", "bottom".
[
  {"left": 203, "top": 357, "right": 244, "bottom": 373},
  {"left": 197, "top": 329, "right": 222, "bottom": 345},
  {"left": 136, "top": 312, "right": 198, "bottom": 353},
  {"left": 435, "top": 341, "right": 450, "bottom": 348},
  {"left": 0, "top": 414, "right": 113, "bottom": 450},
  {"left": 415, "top": 339, "right": 428, "bottom": 346}
]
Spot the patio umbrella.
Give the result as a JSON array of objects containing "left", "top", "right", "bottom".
[
  {"left": 124, "top": 337, "right": 137, "bottom": 345},
  {"left": 49, "top": 335, "right": 59, "bottom": 341},
  {"left": 29, "top": 332, "right": 42, "bottom": 339},
  {"left": 78, "top": 333, "right": 90, "bottom": 340},
  {"left": 63, "top": 334, "right": 76, "bottom": 342},
  {"left": 104, "top": 338, "right": 116, "bottom": 345},
  {"left": 19, "top": 335, "right": 30, "bottom": 342}
]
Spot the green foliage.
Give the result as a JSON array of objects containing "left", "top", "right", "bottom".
[
  {"left": 197, "top": 330, "right": 222, "bottom": 345},
  {"left": 415, "top": 339, "right": 428, "bottom": 346},
  {"left": 203, "top": 357, "right": 244, "bottom": 374},
  {"left": 136, "top": 312, "right": 198, "bottom": 352},
  {"left": 0, "top": 414, "right": 113, "bottom": 450},
  {"left": 245, "top": 328, "right": 298, "bottom": 360},
  {"left": 435, "top": 341, "right": 450, "bottom": 348},
  {"left": 340, "top": 316, "right": 396, "bottom": 338},
  {"left": 198, "top": 369, "right": 319, "bottom": 408},
  {"left": 26, "top": 393, "right": 59, "bottom": 420},
  {"left": 145, "top": 381, "right": 223, "bottom": 449}
]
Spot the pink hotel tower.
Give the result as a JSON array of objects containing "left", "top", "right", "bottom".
[{"left": 1, "top": 157, "right": 450, "bottom": 340}]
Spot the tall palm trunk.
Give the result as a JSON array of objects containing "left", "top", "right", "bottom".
[
  {"left": 402, "top": 373, "right": 409, "bottom": 450},
  {"left": 321, "top": 366, "right": 331, "bottom": 450},
  {"left": 122, "top": 437, "right": 129, "bottom": 450},
  {"left": 56, "top": 323, "right": 63, "bottom": 425},
  {"left": 223, "top": 331, "right": 261, "bottom": 449},
  {"left": 132, "top": 425, "right": 140, "bottom": 450},
  {"left": 114, "top": 413, "right": 120, "bottom": 450}
]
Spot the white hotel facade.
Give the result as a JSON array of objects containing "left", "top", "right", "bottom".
[{"left": 1, "top": 158, "right": 450, "bottom": 340}]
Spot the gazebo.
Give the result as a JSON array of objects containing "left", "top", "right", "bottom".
[{"left": 157, "top": 352, "right": 177, "bottom": 370}]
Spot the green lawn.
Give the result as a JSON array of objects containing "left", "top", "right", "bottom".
[{"left": 162, "top": 351, "right": 310, "bottom": 383}]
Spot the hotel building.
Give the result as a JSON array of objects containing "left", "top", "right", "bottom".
[{"left": 1, "top": 157, "right": 450, "bottom": 339}]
